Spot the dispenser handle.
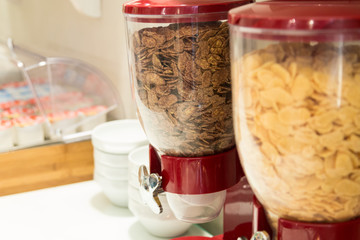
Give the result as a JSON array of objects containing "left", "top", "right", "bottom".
[
  {"left": 236, "top": 231, "right": 270, "bottom": 240},
  {"left": 138, "top": 165, "right": 164, "bottom": 214}
]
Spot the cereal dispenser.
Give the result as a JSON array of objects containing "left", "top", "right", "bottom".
[
  {"left": 229, "top": 1, "right": 360, "bottom": 240},
  {"left": 123, "top": 0, "right": 252, "bottom": 225}
]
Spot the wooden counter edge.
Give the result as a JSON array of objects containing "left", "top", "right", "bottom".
[{"left": 0, "top": 140, "right": 94, "bottom": 196}]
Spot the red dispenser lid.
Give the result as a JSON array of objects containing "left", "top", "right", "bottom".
[
  {"left": 124, "top": 0, "right": 252, "bottom": 15},
  {"left": 123, "top": 0, "right": 252, "bottom": 22},
  {"left": 228, "top": 1, "right": 360, "bottom": 40}
]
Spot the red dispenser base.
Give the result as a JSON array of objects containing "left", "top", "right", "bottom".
[
  {"left": 277, "top": 217, "right": 360, "bottom": 240},
  {"left": 222, "top": 192, "right": 360, "bottom": 240},
  {"left": 223, "top": 177, "right": 254, "bottom": 240},
  {"left": 253, "top": 197, "right": 360, "bottom": 240},
  {"left": 149, "top": 145, "right": 242, "bottom": 194}
]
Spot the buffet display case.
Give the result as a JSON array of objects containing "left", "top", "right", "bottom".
[
  {"left": 0, "top": 39, "right": 121, "bottom": 196},
  {"left": 0, "top": 39, "right": 120, "bottom": 152}
]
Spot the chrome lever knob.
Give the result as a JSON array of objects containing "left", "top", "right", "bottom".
[
  {"left": 138, "top": 165, "right": 164, "bottom": 214},
  {"left": 250, "top": 231, "right": 271, "bottom": 240},
  {"left": 237, "top": 231, "right": 271, "bottom": 240}
]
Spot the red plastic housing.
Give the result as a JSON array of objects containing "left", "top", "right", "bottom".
[
  {"left": 277, "top": 217, "right": 360, "bottom": 240},
  {"left": 253, "top": 197, "right": 360, "bottom": 240},
  {"left": 123, "top": 0, "right": 252, "bottom": 15},
  {"left": 123, "top": 0, "right": 252, "bottom": 23},
  {"left": 149, "top": 145, "right": 242, "bottom": 194},
  {"left": 228, "top": 1, "right": 360, "bottom": 30},
  {"left": 228, "top": 1, "right": 360, "bottom": 41}
]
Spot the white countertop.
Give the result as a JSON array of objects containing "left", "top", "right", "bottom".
[{"left": 0, "top": 181, "right": 212, "bottom": 240}]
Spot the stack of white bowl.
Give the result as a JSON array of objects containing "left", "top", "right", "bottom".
[
  {"left": 128, "top": 145, "right": 193, "bottom": 238},
  {"left": 91, "top": 119, "right": 148, "bottom": 207}
]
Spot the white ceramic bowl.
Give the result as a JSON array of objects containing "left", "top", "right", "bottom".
[
  {"left": 128, "top": 172, "right": 140, "bottom": 189},
  {"left": 93, "top": 147, "right": 129, "bottom": 168},
  {"left": 128, "top": 145, "right": 149, "bottom": 190},
  {"left": 128, "top": 196, "right": 192, "bottom": 238},
  {"left": 128, "top": 145, "right": 150, "bottom": 174},
  {"left": 128, "top": 183, "right": 146, "bottom": 204},
  {"left": 91, "top": 119, "right": 148, "bottom": 154},
  {"left": 94, "top": 161, "right": 128, "bottom": 180},
  {"left": 94, "top": 172, "right": 128, "bottom": 207},
  {"left": 128, "top": 184, "right": 140, "bottom": 200},
  {"left": 128, "top": 175, "right": 191, "bottom": 238}
]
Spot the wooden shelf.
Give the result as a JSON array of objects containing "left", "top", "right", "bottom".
[{"left": 0, "top": 140, "right": 94, "bottom": 196}]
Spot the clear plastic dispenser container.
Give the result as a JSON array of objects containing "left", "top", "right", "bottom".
[
  {"left": 229, "top": 1, "right": 360, "bottom": 238},
  {"left": 123, "top": 0, "right": 251, "bottom": 223}
]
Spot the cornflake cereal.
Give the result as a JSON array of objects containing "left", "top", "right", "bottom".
[
  {"left": 131, "top": 21, "right": 234, "bottom": 157},
  {"left": 233, "top": 43, "right": 360, "bottom": 227}
]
